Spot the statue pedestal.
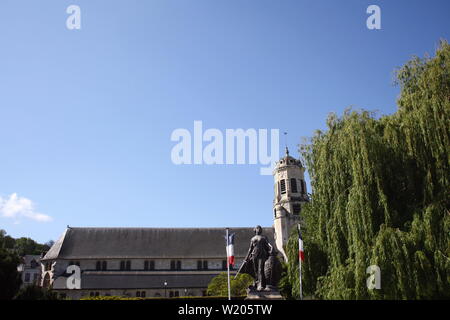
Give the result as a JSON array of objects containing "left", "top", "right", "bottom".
[{"left": 245, "top": 286, "right": 284, "bottom": 300}]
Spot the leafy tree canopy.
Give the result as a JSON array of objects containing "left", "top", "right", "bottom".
[
  {"left": 0, "top": 240, "right": 22, "bottom": 299},
  {"left": 207, "top": 272, "right": 253, "bottom": 297},
  {"left": 283, "top": 40, "right": 450, "bottom": 300},
  {"left": 14, "top": 285, "right": 58, "bottom": 300},
  {"left": 0, "top": 229, "right": 53, "bottom": 256}
]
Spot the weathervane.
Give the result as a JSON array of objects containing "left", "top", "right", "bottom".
[{"left": 284, "top": 131, "right": 289, "bottom": 155}]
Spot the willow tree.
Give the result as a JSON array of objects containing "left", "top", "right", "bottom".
[{"left": 283, "top": 40, "right": 450, "bottom": 300}]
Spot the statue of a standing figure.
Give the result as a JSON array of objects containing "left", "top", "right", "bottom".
[{"left": 237, "top": 225, "right": 273, "bottom": 291}]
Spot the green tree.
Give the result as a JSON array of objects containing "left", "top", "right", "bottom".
[
  {"left": 0, "top": 245, "right": 22, "bottom": 299},
  {"left": 0, "top": 230, "right": 15, "bottom": 250},
  {"left": 14, "top": 285, "right": 58, "bottom": 300},
  {"left": 207, "top": 272, "right": 253, "bottom": 297},
  {"left": 14, "top": 237, "right": 42, "bottom": 256},
  {"left": 282, "top": 40, "right": 450, "bottom": 300}
]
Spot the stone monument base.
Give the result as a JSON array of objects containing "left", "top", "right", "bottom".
[{"left": 245, "top": 286, "right": 284, "bottom": 300}]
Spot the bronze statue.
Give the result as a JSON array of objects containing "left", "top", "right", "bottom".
[{"left": 236, "top": 225, "right": 281, "bottom": 292}]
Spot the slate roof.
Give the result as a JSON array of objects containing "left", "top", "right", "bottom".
[
  {"left": 79, "top": 273, "right": 219, "bottom": 289},
  {"left": 43, "top": 227, "right": 274, "bottom": 260}
]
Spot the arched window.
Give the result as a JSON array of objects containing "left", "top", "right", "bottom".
[{"left": 42, "top": 273, "right": 50, "bottom": 288}]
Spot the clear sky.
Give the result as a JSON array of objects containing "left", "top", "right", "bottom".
[{"left": 1, "top": 0, "right": 449, "bottom": 243}]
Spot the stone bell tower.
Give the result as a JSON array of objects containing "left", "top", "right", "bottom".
[{"left": 273, "top": 147, "right": 308, "bottom": 261}]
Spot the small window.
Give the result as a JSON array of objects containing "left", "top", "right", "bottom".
[
  {"left": 169, "top": 291, "right": 174, "bottom": 298},
  {"left": 222, "top": 260, "right": 227, "bottom": 270},
  {"left": 102, "top": 261, "right": 107, "bottom": 271},
  {"left": 197, "top": 260, "right": 202, "bottom": 270},
  {"left": 291, "top": 178, "right": 298, "bottom": 193},
  {"left": 141, "top": 291, "right": 146, "bottom": 298},
  {"left": 25, "top": 273, "right": 30, "bottom": 282},
  {"left": 136, "top": 291, "right": 141, "bottom": 297},
  {"left": 293, "top": 204, "right": 301, "bottom": 215},
  {"left": 300, "top": 179, "right": 306, "bottom": 194},
  {"left": 174, "top": 291, "right": 179, "bottom": 297},
  {"left": 280, "top": 179, "right": 286, "bottom": 194},
  {"left": 95, "top": 292, "right": 100, "bottom": 297},
  {"left": 120, "top": 261, "right": 125, "bottom": 270},
  {"left": 96, "top": 261, "right": 101, "bottom": 271},
  {"left": 203, "top": 261, "right": 208, "bottom": 270},
  {"left": 33, "top": 273, "right": 38, "bottom": 282},
  {"left": 126, "top": 261, "right": 131, "bottom": 270},
  {"left": 170, "top": 260, "right": 175, "bottom": 270},
  {"left": 90, "top": 292, "right": 95, "bottom": 297},
  {"left": 149, "top": 261, "right": 155, "bottom": 270},
  {"left": 176, "top": 260, "right": 181, "bottom": 270},
  {"left": 144, "top": 261, "right": 149, "bottom": 270}
]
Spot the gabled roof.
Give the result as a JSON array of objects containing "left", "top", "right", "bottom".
[
  {"left": 43, "top": 229, "right": 67, "bottom": 261},
  {"left": 21, "top": 255, "right": 41, "bottom": 265},
  {"left": 43, "top": 227, "right": 274, "bottom": 260}
]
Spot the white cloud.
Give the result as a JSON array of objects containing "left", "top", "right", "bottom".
[{"left": 0, "top": 193, "right": 52, "bottom": 222}]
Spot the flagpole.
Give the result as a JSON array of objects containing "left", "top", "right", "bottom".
[
  {"left": 226, "top": 228, "right": 231, "bottom": 301},
  {"left": 298, "top": 224, "right": 303, "bottom": 300}
]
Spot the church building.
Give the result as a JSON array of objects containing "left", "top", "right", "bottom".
[{"left": 40, "top": 149, "right": 308, "bottom": 299}]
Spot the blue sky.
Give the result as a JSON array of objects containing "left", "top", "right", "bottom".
[{"left": 0, "top": 0, "right": 449, "bottom": 243}]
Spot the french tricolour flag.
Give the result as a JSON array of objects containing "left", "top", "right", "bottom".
[
  {"left": 226, "top": 233, "right": 235, "bottom": 266},
  {"left": 298, "top": 229, "right": 304, "bottom": 262}
]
